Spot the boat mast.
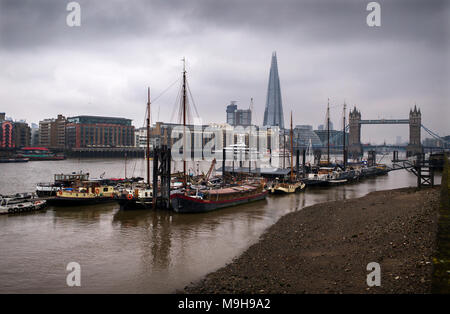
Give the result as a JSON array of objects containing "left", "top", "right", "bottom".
[
  {"left": 147, "top": 87, "right": 151, "bottom": 186},
  {"left": 182, "top": 58, "right": 187, "bottom": 187},
  {"left": 308, "top": 138, "right": 312, "bottom": 164},
  {"left": 283, "top": 133, "right": 286, "bottom": 169},
  {"left": 327, "top": 99, "right": 330, "bottom": 165},
  {"left": 290, "top": 111, "right": 294, "bottom": 182},
  {"left": 343, "top": 102, "right": 346, "bottom": 170}
]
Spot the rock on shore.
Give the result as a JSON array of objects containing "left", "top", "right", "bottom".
[{"left": 184, "top": 187, "right": 440, "bottom": 294}]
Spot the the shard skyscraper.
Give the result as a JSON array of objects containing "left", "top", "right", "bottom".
[{"left": 263, "top": 51, "right": 284, "bottom": 129}]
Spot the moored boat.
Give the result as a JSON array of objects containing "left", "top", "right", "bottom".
[
  {"left": 0, "top": 158, "right": 29, "bottom": 163},
  {"left": 36, "top": 171, "right": 90, "bottom": 197},
  {"left": 115, "top": 86, "right": 154, "bottom": 211},
  {"left": 269, "top": 112, "right": 306, "bottom": 194},
  {"left": 269, "top": 181, "right": 305, "bottom": 194},
  {"left": 170, "top": 181, "right": 267, "bottom": 213},
  {"left": 16, "top": 147, "right": 65, "bottom": 161},
  {"left": 0, "top": 194, "right": 47, "bottom": 215},
  {"left": 116, "top": 185, "right": 153, "bottom": 210},
  {"left": 49, "top": 182, "right": 116, "bottom": 206}
]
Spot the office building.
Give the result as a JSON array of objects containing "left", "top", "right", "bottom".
[
  {"left": 226, "top": 101, "right": 252, "bottom": 127},
  {"left": 39, "top": 114, "right": 67, "bottom": 149},
  {"left": 65, "top": 115, "right": 134, "bottom": 148}
]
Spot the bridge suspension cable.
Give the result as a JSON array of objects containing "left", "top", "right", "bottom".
[{"left": 421, "top": 124, "right": 450, "bottom": 145}]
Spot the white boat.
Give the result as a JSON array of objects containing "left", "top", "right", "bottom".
[
  {"left": 0, "top": 195, "right": 47, "bottom": 215},
  {"left": 36, "top": 171, "right": 90, "bottom": 196}
]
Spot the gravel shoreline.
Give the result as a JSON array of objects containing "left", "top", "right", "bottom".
[{"left": 184, "top": 187, "right": 440, "bottom": 294}]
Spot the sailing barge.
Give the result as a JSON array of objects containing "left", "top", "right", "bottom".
[
  {"left": 170, "top": 182, "right": 267, "bottom": 213},
  {"left": 269, "top": 112, "right": 306, "bottom": 194}
]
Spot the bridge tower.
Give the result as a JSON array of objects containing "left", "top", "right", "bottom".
[
  {"left": 406, "top": 105, "right": 422, "bottom": 157},
  {"left": 348, "top": 106, "right": 362, "bottom": 158}
]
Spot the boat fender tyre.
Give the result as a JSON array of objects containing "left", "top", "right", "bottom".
[
  {"left": 8, "top": 208, "right": 13, "bottom": 214},
  {"left": 58, "top": 190, "right": 62, "bottom": 196},
  {"left": 126, "top": 194, "right": 133, "bottom": 200}
]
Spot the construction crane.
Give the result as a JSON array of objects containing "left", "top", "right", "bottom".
[{"left": 205, "top": 158, "right": 217, "bottom": 182}]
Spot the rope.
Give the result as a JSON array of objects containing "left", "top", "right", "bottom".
[
  {"left": 170, "top": 83, "right": 182, "bottom": 123},
  {"left": 187, "top": 80, "right": 200, "bottom": 120},
  {"left": 152, "top": 78, "right": 180, "bottom": 104}
]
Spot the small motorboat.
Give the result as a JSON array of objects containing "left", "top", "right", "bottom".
[{"left": 0, "top": 194, "right": 47, "bottom": 215}]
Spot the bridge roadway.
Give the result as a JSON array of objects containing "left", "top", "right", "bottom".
[{"left": 359, "top": 119, "right": 409, "bottom": 124}]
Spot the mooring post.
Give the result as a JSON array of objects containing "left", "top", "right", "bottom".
[
  {"left": 165, "top": 146, "right": 171, "bottom": 209},
  {"left": 343, "top": 149, "right": 347, "bottom": 170},
  {"left": 222, "top": 148, "right": 226, "bottom": 181},
  {"left": 417, "top": 165, "right": 421, "bottom": 188},
  {"left": 431, "top": 164, "right": 434, "bottom": 187},
  {"left": 269, "top": 147, "right": 272, "bottom": 166},
  {"left": 302, "top": 149, "right": 306, "bottom": 166},
  {"left": 153, "top": 147, "right": 158, "bottom": 209},
  {"left": 232, "top": 146, "right": 235, "bottom": 175}
]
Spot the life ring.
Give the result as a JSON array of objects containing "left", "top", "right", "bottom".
[
  {"left": 95, "top": 188, "right": 100, "bottom": 194},
  {"left": 126, "top": 194, "right": 133, "bottom": 200},
  {"left": 58, "top": 190, "right": 63, "bottom": 196}
]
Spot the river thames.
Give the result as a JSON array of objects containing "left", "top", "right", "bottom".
[{"left": 0, "top": 157, "right": 440, "bottom": 293}]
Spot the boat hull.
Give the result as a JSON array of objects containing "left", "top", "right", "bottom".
[
  {"left": 0, "top": 200, "right": 47, "bottom": 215},
  {"left": 171, "top": 190, "right": 268, "bottom": 213},
  {"left": 269, "top": 182, "right": 305, "bottom": 194},
  {"left": 117, "top": 197, "right": 154, "bottom": 210},
  {"left": 0, "top": 158, "right": 29, "bottom": 163}
]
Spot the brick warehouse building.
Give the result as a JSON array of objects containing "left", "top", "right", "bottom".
[
  {"left": 1, "top": 113, "right": 31, "bottom": 149},
  {"left": 13, "top": 122, "right": 31, "bottom": 148},
  {"left": 0, "top": 120, "right": 14, "bottom": 149},
  {"left": 65, "top": 116, "right": 134, "bottom": 148}
]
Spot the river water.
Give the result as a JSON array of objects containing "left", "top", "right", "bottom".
[{"left": 0, "top": 157, "right": 441, "bottom": 293}]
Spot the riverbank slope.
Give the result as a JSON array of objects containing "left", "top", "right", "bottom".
[{"left": 184, "top": 187, "right": 440, "bottom": 293}]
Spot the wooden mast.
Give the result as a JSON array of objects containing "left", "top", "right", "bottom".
[
  {"left": 182, "top": 58, "right": 187, "bottom": 187},
  {"left": 146, "top": 87, "right": 151, "bottom": 186},
  {"left": 283, "top": 133, "right": 286, "bottom": 169},
  {"left": 343, "top": 102, "right": 346, "bottom": 170},
  {"left": 327, "top": 99, "right": 330, "bottom": 165},
  {"left": 290, "top": 111, "right": 294, "bottom": 182}
]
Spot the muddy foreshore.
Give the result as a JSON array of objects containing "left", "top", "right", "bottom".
[{"left": 183, "top": 187, "right": 440, "bottom": 294}]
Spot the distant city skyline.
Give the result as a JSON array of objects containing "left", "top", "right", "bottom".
[{"left": 0, "top": 0, "right": 448, "bottom": 144}]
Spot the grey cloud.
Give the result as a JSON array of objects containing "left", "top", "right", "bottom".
[
  {"left": 0, "top": 0, "right": 448, "bottom": 143},
  {"left": 1, "top": 0, "right": 448, "bottom": 49}
]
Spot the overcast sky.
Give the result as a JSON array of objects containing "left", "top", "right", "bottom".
[{"left": 0, "top": 0, "right": 448, "bottom": 144}]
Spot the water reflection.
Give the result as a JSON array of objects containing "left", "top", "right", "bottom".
[{"left": 51, "top": 203, "right": 116, "bottom": 222}]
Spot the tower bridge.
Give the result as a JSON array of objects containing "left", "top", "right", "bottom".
[{"left": 348, "top": 106, "right": 422, "bottom": 158}]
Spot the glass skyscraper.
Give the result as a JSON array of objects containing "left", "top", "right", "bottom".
[{"left": 263, "top": 52, "right": 285, "bottom": 129}]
